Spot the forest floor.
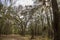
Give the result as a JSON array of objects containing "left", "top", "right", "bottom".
[{"left": 0, "top": 34, "right": 52, "bottom": 40}]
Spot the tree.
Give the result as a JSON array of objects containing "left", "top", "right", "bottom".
[
  {"left": 0, "top": 0, "right": 3, "bottom": 10},
  {"left": 51, "top": 0, "right": 60, "bottom": 40}
]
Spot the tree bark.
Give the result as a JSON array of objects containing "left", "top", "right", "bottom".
[{"left": 51, "top": 0, "right": 60, "bottom": 40}]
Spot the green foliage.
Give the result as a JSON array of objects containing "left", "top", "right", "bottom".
[{"left": 0, "top": 1, "right": 54, "bottom": 40}]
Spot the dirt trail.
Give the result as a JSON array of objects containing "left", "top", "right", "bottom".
[
  {"left": 0, "top": 34, "right": 51, "bottom": 40},
  {"left": 0, "top": 34, "right": 25, "bottom": 40}
]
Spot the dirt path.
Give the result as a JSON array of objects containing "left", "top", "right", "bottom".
[
  {"left": 0, "top": 34, "right": 51, "bottom": 40},
  {"left": 0, "top": 34, "right": 25, "bottom": 40}
]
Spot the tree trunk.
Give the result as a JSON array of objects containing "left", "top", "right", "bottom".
[{"left": 51, "top": 0, "right": 60, "bottom": 40}]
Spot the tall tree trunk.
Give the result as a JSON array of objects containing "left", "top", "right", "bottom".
[{"left": 51, "top": 0, "right": 60, "bottom": 40}]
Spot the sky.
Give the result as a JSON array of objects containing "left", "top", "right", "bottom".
[
  {"left": 1, "top": 0, "right": 34, "bottom": 7},
  {"left": 14, "top": 0, "right": 34, "bottom": 6}
]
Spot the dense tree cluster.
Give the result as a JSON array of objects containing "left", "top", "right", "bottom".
[{"left": 0, "top": 0, "right": 60, "bottom": 40}]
